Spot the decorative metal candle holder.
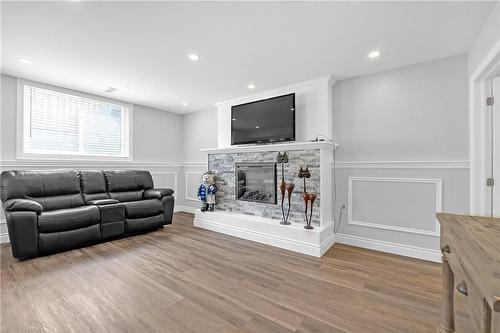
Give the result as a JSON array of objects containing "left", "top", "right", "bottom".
[
  {"left": 298, "top": 166, "right": 316, "bottom": 230},
  {"left": 277, "top": 151, "right": 294, "bottom": 225}
]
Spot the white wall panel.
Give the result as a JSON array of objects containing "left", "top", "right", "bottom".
[{"left": 348, "top": 177, "right": 441, "bottom": 236}]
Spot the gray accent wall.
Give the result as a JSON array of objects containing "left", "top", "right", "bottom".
[{"left": 332, "top": 54, "right": 469, "bottom": 257}]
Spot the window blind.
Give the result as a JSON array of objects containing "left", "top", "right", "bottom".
[{"left": 22, "top": 84, "right": 130, "bottom": 158}]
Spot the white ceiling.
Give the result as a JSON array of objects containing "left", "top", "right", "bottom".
[{"left": 1, "top": 1, "right": 495, "bottom": 114}]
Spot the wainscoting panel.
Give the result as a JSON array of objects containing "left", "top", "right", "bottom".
[
  {"left": 335, "top": 164, "right": 469, "bottom": 261},
  {"left": 175, "top": 163, "right": 207, "bottom": 213},
  {"left": 151, "top": 172, "right": 178, "bottom": 199},
  {"left": 348, "top": 177, "right": 442, "bottom": 236},
  {"left": 185, "top": 171, "right": 203, "bottom": 202}
]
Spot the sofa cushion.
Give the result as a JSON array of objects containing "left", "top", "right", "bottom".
[
  {"left": 38, "top": 205, "right": 100, "bottom": 233},
  {"left": 123, "top": 199, "right": 163, "bottom": 219},
  {"left": 39, "top": 224, "right": 100, "bottom": 253},
  {"left": 1, "top": 170, "right": 85, "bottom": 211},
  {"left": 103, "top": 170, "right": 154, "bottom": 202},
  {"left": 80, "top": 170, "right": 110, "bottom": 203},
  {"left": 109, "top": 190, "right": 145, "bottom": 202},
  {"left": 125, "top": 214, "right": 164, "bottom": 233}
]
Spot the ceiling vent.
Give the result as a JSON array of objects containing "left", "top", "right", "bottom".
[{"left": 104, "top": 87, "right": 118, "bottom": 93}]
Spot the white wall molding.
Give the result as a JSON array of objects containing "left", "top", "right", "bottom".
[
  {"left": 185, "top": 171, "right": 202, "bottom": 202},
  {"left": 0, "top": 159, "right": 186, "bottom": 169},
  {"left": 336, "top": 233, "right": 442, "bottom": 263},
  {"left": 334, "top": 160, "right": 470, "bottom": 169},
  {"left": 194, "top": 209, "right": 335, "bottom": 257},
  {"left": 181, "top": 162, "right": 207, "bottom": 167},
  {"left": 153, "top": 171, "right": 178, "bottom": 200},
  {"left": 347, "top": 177, "right": 442, "bottom": 237},
  {"left": 174, "top": 205, "right": 197, "bottom": 214}
]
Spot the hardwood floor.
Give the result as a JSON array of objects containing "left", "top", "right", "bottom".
[{"left": 1, "top": 212, "right": 473, "bottom": 333}]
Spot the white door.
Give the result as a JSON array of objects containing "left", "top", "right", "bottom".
[{"left": 493, "top": 77, "right": 500, "bottom": 217}]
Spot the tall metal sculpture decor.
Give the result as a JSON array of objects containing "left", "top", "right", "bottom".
[
  {"left": 277, "top": 151, "right": 294, "bottom": 225},
  {"left": 298, "top": 166, "right": 317, "bottom": 230}
]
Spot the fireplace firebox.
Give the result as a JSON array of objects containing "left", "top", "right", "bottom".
[{"left": 235, "top": 163, "right": 277, "bottom": 204}]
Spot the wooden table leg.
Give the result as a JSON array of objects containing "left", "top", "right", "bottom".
[{"left": 438, "top": 255, "right": 455, "bottom": 333}]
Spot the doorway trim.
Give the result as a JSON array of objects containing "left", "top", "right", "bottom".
[{"left": 470, "top": 38, "right": 500, "bottom": 216}]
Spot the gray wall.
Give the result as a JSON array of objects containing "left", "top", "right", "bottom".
[
  {"left": 468, "top": 1, "right": 500, "bottom": 75},
  {"left": 333, "top": 54, "right": 468, "bottom": 162},
  {"left": 332, "top": 54, "right": 469, "bottom": 259},
  {"left": 175, "top": 108, "right": 218, "bottom": 212},
  {"left": 181, "top": 108, "right": 217, "bottom": 163},
  {"left": 1, "top": 74, "right": 183, "bottom": 163}
]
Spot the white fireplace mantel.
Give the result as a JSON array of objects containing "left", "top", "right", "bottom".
[
  {"left": 195, "top": 140, "right": 336, "bottom": 257},
  {"left": 201, "top": 141, "right": 337, "bottom": 155}
]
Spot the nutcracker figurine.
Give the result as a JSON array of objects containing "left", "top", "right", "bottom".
[{"left": 197, "top": 171, "right": 217, "bottom": 212}]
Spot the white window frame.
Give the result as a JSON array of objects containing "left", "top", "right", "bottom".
[{"left": 16, "top": 79, "right": 134, "bottom": 161}]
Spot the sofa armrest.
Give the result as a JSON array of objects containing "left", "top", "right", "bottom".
[
  {"left": 144, "top": 188, "right": 174, "bottom": 200},
  {"left": 87, "top": 199, "right": 119, "bottom": 206},
  {"left": 3, "top": 198, "right": 43, "bottom": 214},
  {"left": 5, "top": 211, "right": 39, "bottom": 258}
]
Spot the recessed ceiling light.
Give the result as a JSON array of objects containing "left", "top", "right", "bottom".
[
  {"left": 232, "top": 118, "right": 236, "bottom": 121},
  {"left": 255, "top": 125, "right": 260, "bottom": 129},
  {"left": 188, "top": 54, "right": 199, "bottom": 61},
  {"left": 247, "top": 83, "right": 256, "bottom": 89},
  {"left": 18, "top": 56, "right": 33, "bottom": 64},
  {"left": 181, "top": 102, "right": 188, "bottom": 106},
  {"left": 368, "top": 50, "right": 381, "bottom": 59}
]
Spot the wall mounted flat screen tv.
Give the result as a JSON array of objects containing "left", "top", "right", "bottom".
[{"left": 231, "top": 93, "right": 295, "bottom": 145}]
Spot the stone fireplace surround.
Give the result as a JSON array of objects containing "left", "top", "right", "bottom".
[{"left": 194, "top": 141, "right": 335, "bottom": 257}]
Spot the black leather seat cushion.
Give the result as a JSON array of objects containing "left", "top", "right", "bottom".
[
  {"left": 123, "top": 199, "right": 163, "bottom": 219},
  {"left": 39, "top": 224, "right": 100, "bottom": 253},
  {"left": 125, "top": 214, "right": 164, "bottom": 233},
  {"left": 38, "top": 205, "right": 100, "bottom": 233}
]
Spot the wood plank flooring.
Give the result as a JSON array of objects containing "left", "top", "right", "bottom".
[{"left": 1, "top": 212, "right": 474, "bottom": 333}]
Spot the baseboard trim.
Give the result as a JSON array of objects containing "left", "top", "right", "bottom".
[
  {"left": 174, "top": 205, "right": 197, "bottom": 214},
  {"left": 320, "top": 233, "right": 336, "bottom": 256},
  {"left": 1, "top": 232, "right": 9, "bottom": 244},
  {"left": 335, "top": 233, "right": 442, "bottom": 263},
  {"left": 193, "top": 210, "right": 334, "bottom": 257}
]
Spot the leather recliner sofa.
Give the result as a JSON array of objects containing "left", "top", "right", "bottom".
[{"left": 0, "top": 169, "right": 174, "bottom": 259}]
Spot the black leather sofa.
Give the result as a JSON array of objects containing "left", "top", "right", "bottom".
[{"left": 0, "top": 170, "right": 174, "bottom": 259}]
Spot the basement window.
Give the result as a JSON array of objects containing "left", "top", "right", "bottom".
[{"left": 18, "top": 81, "right": 132, "bottom": 160}]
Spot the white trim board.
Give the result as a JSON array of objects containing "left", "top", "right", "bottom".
[
  {"left": 336, "top": 233, "right": 442, "bottom": 263},
  {"left": 334, "top": 160, "right": 470, "bottom": 169},
  {"left": 194, "top": 209, "right": 335, "bottom": 257},
  {"left": 174, "top": 205, "right": 197, "bottom": 214},
  {"left": 347, "top": 177, "right": 442, "bottom": 237},
  {"left": 469, "top": 38, "right": 500, "bottom": 216}
]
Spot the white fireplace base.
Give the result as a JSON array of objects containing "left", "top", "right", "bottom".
[{"left": 193, "top": 209, "right": 335, "bottom": 257}]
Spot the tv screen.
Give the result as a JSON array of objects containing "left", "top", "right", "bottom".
[{"left": 231, "top": 93, "right": 295, "bottom": 145}]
